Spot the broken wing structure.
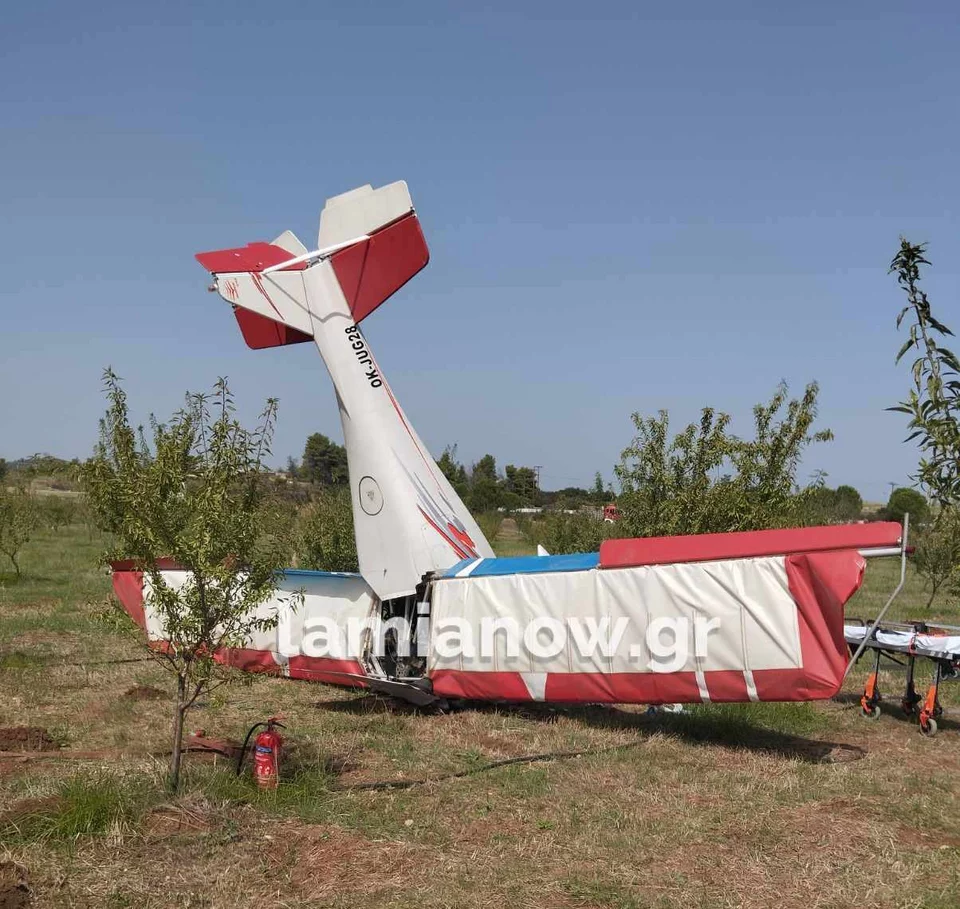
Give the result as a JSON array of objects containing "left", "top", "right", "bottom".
[{"left": 110, "top": 181, "right": 906, "bottom": 706}]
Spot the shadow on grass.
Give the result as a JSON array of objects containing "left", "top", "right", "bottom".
[
  {"left": 313, "top": 694, "right": 427, "bottom": 716},
  {"left": 833, "top": 688, "right": 956, "bottom": 730},
  {"left": 313, "top": 693, "right": 866, "bottom": 765},
  {"left": 481, "top": 700, "right": 866, "bottom": 764}
]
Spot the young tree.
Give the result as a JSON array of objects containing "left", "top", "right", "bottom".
[
  {"left": 889, "top": 239, "right": 960, "bottom": 507},
  {"left": 616, "top": 406, "right": 730, "bottom": 538},
  {"left": 82, "top": 371, "right": 299, "bottom": 791},
  {"left": 912, "top": 509, "right": 960, "bottom": 608},
  {"left": 727, "top": 382, "right": 834, "bottom": 529},
  {"left": 301, "top": 433, "right": 349, "bottom": 486},
  {"left": 36, "top": 495, "right": 79, "bottom": 533},
  {"left": 296, "top": 486, "right": 358, "bottom": 572},
  {"left": 0, "top": 486, "right": 39, "bottom": 579},
  {"left": 615, "top": 382, "right": 832, "bottom": 537},
  {"left": 528, "top": 510, "right": 614, "bottom": 555}
]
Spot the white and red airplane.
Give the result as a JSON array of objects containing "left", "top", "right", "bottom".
[{"left": 111, "top": 181, "right": 906, "bottom": 707}]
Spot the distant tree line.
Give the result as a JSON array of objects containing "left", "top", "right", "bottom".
[
  {"left": 436, "top": 447, "right": 542, "bottom": 513},
  {"left": 0, "top": 455, "right": 92, "bottom": 580}
]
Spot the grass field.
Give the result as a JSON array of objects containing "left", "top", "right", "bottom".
[{"left": 2, "top": 523, "right": 960, "bottom": 908}]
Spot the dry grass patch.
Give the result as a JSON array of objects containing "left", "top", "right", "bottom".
[
  {"left": 5, "top": 530, "right": 960, "bottom": 908},
  {"left": 269, "top": 820, "right": 424, "bottom": 901},
  {"left": 141, "top": 799, "right": 217, "bottom": 840}
]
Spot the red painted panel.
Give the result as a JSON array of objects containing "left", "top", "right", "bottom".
[
  {"left": 215, "top": 647, "right": 283, "bottom": 674},
  {"left": 766, "top": 550, "right": 865, "bottom": 700},
  {"left": 599, "top": 522, "right": 901, "bottom": 570},
  {"left": 700, "top": 670, "right": 750, "bottom": 702},
  {"left": 233, "top": 309, "right": 313, "bottom": 349},
  {"left": 111, "top": 569, "right": 145, "bottom": 630},
  {"left": 430, "top": 670, "right": 533, "bottom": 701},
  {"left": 287, "top": 656, "right": 368, "bottom": 688},
  {"left": 330, "top": 240, "right": 367, "bottom": 310},
  {"left": 195, "top": 242, "right": 306, "bottom": 274},
  {"left": 330, "top": 213, "right": 429, "bottom": 324},
  {"left": 544, "top": 671, "right": 702, "bottom": 704},
  {"left": 110, "top": 557, "right": 182, "bottom": 572}
]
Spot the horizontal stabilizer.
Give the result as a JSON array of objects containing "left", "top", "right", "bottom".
[
  {"left": 233, "top": 310, "right": 313, "bottom": 349},
  {"left": 198, "top": 231, "right": 314, "bottom": 350},
  {"left": 195, "top": 241, "right": 307, "bottom": 274}
]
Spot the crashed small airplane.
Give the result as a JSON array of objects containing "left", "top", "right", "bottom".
[{"left": 111, "top": 181, "right": 906, "bottom": 707}]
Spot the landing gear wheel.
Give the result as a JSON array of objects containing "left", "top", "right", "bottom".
[
  {"left": 861, "top": 703, "right": 881, "bottom": 720},
  {"left": 920, "top": 717, "right": 938, "bottom": 737}
]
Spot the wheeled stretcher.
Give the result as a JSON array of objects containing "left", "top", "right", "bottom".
[{"left": 845, "top": 620, "right": 960, "bottom": 735}]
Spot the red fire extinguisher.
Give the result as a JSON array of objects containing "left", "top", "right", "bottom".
[{"left": 237, "top": 716, "right": 285, "bottom": 789}]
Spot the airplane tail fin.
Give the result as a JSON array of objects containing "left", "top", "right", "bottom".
[{"left": 195, "top": 181, "right": 429, "bottom": 350}]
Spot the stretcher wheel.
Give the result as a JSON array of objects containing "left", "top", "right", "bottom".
[
  {"left": 861, "top": 704, "right": 881, "bottom": 720},
  {"left": 920, "top": 717, "right": 938, "bottom": 737}
]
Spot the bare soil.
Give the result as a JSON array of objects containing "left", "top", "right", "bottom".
[
  {"left": 0, "top": 862, "right": 30, "bottom": 909},
  {"left": 123, "top": 685, "right": 166, "bottom": 702},
  {"left": 0, "top": 729, "right": 57, "bottom": 753}
]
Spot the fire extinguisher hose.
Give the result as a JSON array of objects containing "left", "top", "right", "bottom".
[{"left": 235, "top": 719, "right": 285, "bottom": 776}]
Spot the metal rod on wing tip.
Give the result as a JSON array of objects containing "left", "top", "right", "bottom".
[
  {"left": 259, "top": 235, "right": 370, "bottom": 275},
  {"left": 843, "top": 513, "right": 909, "bottom": 680},
  {"left": 859, "top": 547, "right": 905, "bottom": 558}
]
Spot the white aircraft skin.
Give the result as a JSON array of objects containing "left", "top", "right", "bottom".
[{"left": 197, "top": 182, "right": 494, "bottom": 601}]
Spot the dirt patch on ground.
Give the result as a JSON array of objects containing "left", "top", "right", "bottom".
[
  {"left": 457, "top": 813, "right": 527, "bottom": 845},
  {"left": 0, "top": 728, "right": 58, "bottom": 752},
  {"left": 0, "top": 862, "right": 30, "bottom": 909},
  {"left": 123, "top": 685, "right": 166, "bottom": 701},
  {"left": 495, "top": 517, "right": 522, "bottom": 540}
]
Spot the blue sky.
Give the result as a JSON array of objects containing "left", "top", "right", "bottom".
[{"left": 2, "top": 1, "right": 957, "bottom": 502}]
